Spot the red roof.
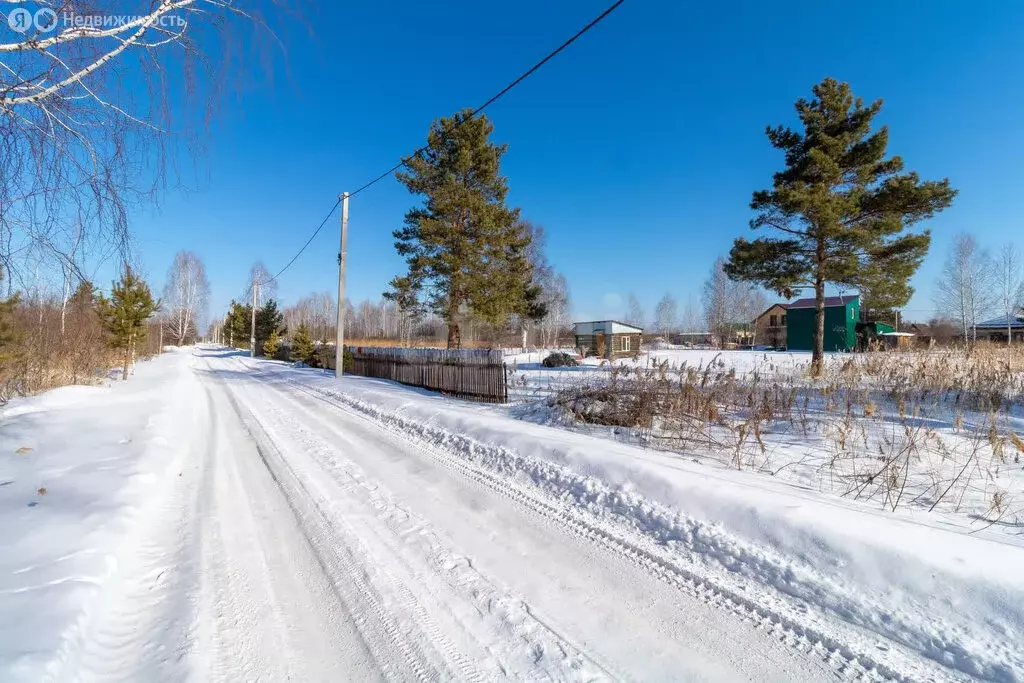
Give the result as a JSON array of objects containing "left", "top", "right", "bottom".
[{"left": 787, "top": 295, "right": 858, "bottom": 310}]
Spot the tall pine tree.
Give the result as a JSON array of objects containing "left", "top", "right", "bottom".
[
  {"left": 386, "top": 109, "right": 538, "bottom": 349},
  {"left": 97, "top": 266, "right": 159, "bottom": 380},
  {"left": 725, "top": 78, "right": 956, "bottom": 375}
]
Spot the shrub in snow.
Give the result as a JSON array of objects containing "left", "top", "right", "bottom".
[
  {"left": 553, "top": 386, "right": 653, "bottom": 427},
  {"left": 542, "top": 352, "right": 579, "bottom": 368},
  {"left": 263, "top": 329, "right": 282, "bottom": 358}
]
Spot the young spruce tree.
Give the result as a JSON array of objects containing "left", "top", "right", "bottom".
[
  {"left": 386, "top": 109, "right": 539, "bottom": 349},
  {"left": 222, "top": 300, "right": 252, "bottom": 349},
  {"left": 725, "top": 78, "right": 956, "bottom": 376},
  {"left": 263, "top": 329, "right": 282, "bottom": 358},
  {"left": 290, "top": 322, "right": 314, "bottom": 364},
  {"left": 97, "top": 266, "right": 159, "bottom": 380},
  {"left": 255, "top": 299, "right": 285, "bottom": 355}
]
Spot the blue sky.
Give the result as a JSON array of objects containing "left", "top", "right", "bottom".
[{"left": 131, "top": 0, "right": 1024, "bottom": 325}]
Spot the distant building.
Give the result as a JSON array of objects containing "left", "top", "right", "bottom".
[
  {"left": 754, "top": 303, "right": 789, "bottom": 349},
  {"left": 879, "top": 331, "right": 916, "bottom": 349},
  {"left": 669, "top": 332, "right": 715, "bottom": 347},
  {"left": 974, "top": 314, "right": 1024, "bottom": 343},
  {"left": 573, "top": 320, "right": 643, "bottom": 359},
  {"left": 785, "top": 295, "right": 860, "bottom": 352},
  {"left": 855, "top": 320, "right": 895, "bottom": 351},
  {"left": 906, "top": 320, "right": 959, "bottom": 345},
  {"left": 722, "top": 321, "right": 755, "bottom": 348}
]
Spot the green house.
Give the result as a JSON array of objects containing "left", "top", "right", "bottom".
[{"left": 785, "top": 296, "right": 860, "bottom": 352}]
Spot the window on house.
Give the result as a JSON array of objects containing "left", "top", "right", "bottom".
[
  {"left": 781, "top": 314, "right": 787, "bottom": 325},
  {"left": 769, "top": 315, "right": 777, "bottom": 326},
  {"left": 622, "top": 335, "right": 631, "bottom": 352}
]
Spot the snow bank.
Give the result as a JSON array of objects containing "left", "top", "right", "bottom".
[
  {"left": 252, "top": 360, "right": 1024, "bottom": 682},
  {"left": 0, "top": 349, "right": 198, "bottom": 681}
]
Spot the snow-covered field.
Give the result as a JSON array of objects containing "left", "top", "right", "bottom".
[
  {"left": 2, "top": 346, "right": 1022, "bottom": 681},
  {"left": 507, "top": 347, "right": 1024, "bottom": 533}
]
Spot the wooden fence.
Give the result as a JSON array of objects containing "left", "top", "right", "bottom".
[{"left": 345, "top": 346, "right": 507, "bottom": 403}]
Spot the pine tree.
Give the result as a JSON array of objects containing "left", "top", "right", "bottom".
[
  {"left": 221, "top": 300, "right": 252, "bottom": 349},
  {"left": 255, "top": 299, "right": 285, "bottom": 355},
  {"left": 290, "top": 322, "right": 314, "bottom": 364},
  {"left": 263, "top": 329, "right": 281, "bottom": 358},
  {"left": 96, "top": 266, "right": 159, "bottom": 380},
  {"left": 725, "top": 78, "right": 956, "bottom": 375},
  {"left": 386, "top": 109, "right": 538, "bottom": 349},
  {"left": 68, "top": 280, "right": 96, "bottom": 313}
]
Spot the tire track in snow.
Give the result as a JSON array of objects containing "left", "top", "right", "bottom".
[
  {"left": 243, "top": 394, "right": 490, "bottom": 683},
  {"left": 230, "top": 364, "right": 615, "bottom": 681},
  {"left": 242, "top": 359, "right": 975, "bottom": 683},
  {"left": 194, "top": 378, "right": 363, "bottom": 682},
  {"left": 212, "top": 368, "right": 464, "bottom": 682}
]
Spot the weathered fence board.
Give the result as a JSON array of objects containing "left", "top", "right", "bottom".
[{"left": 345, "top": 346, "right": 507, "bottom": 403}]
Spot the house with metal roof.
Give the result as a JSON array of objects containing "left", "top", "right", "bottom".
[
  {"left": 784, "top": 295, "right": 860, "bottom": 352},
  {"left": 974, "top": 313, "right": 1024, "bottom": 343},
  {"left": 573, "top": 320, "right": 643, "bottom": 359}
]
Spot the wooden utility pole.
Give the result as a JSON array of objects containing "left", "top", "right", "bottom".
[
  {"left": 335, "top": 192, "right": 349, "bottom": 376},
  {"left": 250, "top": 279, "right": 258, "bottom": 357}
]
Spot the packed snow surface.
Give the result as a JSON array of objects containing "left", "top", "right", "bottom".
[{"left": 1, "top": 346, "right": 1021, "bottom": 682}]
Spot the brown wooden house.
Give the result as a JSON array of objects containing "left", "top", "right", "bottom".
[
  {"left": 754, "top": 303, "right": 789, "bottom": 349},
  {"left": 574, "top": 320, "right": 643, "bottom": 359}
]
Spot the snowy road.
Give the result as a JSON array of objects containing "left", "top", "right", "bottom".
[
  {"left": 187, "top": 348, "right": 832, "bottom": 681},
  {"left": 4, "top": 346, "right": 1022, "bottom": 682}
]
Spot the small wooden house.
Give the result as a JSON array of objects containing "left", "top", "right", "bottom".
[
  {"left": 754, "top": 303, "right": 789, "bottom": 349},
  {"left": 574, "top": 320, "right": 643, "bottom": 359}
]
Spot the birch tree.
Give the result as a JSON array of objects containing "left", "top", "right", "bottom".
[
  {"left": 703, "top": 259, "right": 733, "bottom": 347},
  {"left": 1, "top": 1, "right": 293, "bottom": 294},
  {"left": 704, "top": 257, "right": 764, "bottom": 348},
  {"left": 625, "top": 293, "right": 644, "bottom": 329},
  {"left": 995, "top": 243, "right": 1024, "bottom": 345},
  {"left": 538, "top": 273, "right": 571, "bottom": 348},
  {"left": 934, "top": 234, "right": 993, "bottom": 342},
  {"left": 653, "top": 293, "right": 677, "bottom": 335},
  {"left": 162, "top": 251, "right": 209, "bottom": 345},
  {"left": 248, "top": 261, "right": 278, "bottom": 307},
  {"left": 680, "top": 294, "right": 701, "bottom": 333}
]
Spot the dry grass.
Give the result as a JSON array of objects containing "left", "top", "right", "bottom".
[
  {"left": 1, "top": 296, "right": 164, "bottom": 403},
  {"left": 549, "top": 346, "right": 1024, "bottom": 525}
]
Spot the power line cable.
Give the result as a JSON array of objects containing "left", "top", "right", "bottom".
[
  {"left": 347, "top": 0, "right": 625, "bottom": 199},
  {"left": 257, "top": 0, "right": 625, "bottom": 288},
  {"left": 261, "top": 197, "right": 342, "bottom": 286}
]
